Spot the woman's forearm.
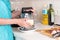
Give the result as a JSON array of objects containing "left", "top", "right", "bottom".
[{"left": 0, "top": 18, "right": 18, "bottom": 25}]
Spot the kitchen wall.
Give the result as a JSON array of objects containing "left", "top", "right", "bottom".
[{"left": 10, "top": 0, "right": 60, "bottom": 24}]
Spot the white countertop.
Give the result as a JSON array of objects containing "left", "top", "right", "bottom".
[
  {"left": 13, "top": 23, "right": 55, "bottom": 40},
  {"left": 14, "top": 31, "right": 55, "bottom": 40}
]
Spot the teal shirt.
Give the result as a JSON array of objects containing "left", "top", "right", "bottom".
[{"left": 0, "top": 0, "right": 13, "bottom": 40}]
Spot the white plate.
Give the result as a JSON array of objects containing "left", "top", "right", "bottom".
[{"left": 17, "top": 27, "right": 36, "bottom": 33}]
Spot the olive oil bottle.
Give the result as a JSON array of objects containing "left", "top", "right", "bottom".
[{"left": 48, "top": 4, "right": 54, "bottom": 25}]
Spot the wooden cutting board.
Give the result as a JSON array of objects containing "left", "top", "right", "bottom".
[{"left": 35, "top": 26, "right": 60, "bottom": 37}]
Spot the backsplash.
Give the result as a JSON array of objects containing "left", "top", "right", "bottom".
[{"left": 10, "top": 0, "right": 60, "bottom": 22}]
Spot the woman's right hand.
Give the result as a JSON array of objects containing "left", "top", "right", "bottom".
[{"left": 16, "top": 18, "right": 32, "bottom": 29}]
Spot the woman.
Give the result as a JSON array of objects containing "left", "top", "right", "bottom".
[{"left": 0, "top": 0, "right": 31, "bottom": 40}]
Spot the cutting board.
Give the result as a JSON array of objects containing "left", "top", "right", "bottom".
[{"left": 35, "top": 26, "right": 60, "bottom": 37}]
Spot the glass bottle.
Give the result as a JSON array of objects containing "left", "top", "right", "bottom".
[{"left": 48, "top": 4, "right": 54, "bottom": 26}]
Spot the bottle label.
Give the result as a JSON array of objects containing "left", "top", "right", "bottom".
[{"left": 51, "top": 12, "right": 54, "bottom": 22}]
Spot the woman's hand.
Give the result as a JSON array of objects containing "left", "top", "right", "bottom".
[
  {"left": 0, "top": 18, "right": 33, "bottom": 29},
  {"left": 16, "top": 18, "right": 32, "bottom": 29}
]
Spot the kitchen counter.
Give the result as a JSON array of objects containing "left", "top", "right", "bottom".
[{"left": 13, "top": 23, "right": 56, "bottom": 40}]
